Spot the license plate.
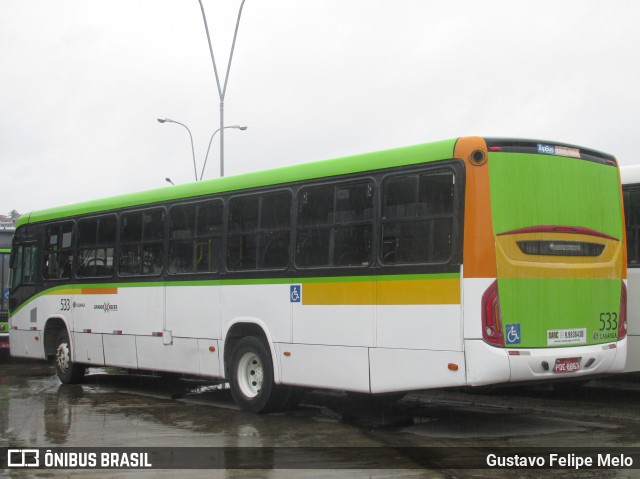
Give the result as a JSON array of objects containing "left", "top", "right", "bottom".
[
  {"left": 0, "top": 342, "right": 10, "bottom": 349},
  {"left": 553, "top": 357, "right": 581, "bottom": 373}
]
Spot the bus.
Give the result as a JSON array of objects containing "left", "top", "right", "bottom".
[
  {"left": 1, "top": 226, "right": 14, "bottom": 351},
  {"left": 621, "top": 165, "right": 640, "bottom": 372},
  {"left": 9, "top": 137, "right": 627, "bottom": 412}
]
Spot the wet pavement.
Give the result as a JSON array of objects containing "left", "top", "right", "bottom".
[{"left": 2, "top": 354, "right": 640, "bottom": 478}]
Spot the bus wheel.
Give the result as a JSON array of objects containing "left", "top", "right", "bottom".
[
  {"left": 55, "top": 330, "right": 85, "bottom": 384},
  {"left": 229, "top": 336, "right": 280, "bottom": 413}
]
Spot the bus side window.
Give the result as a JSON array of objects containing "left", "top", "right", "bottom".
[
  {"left": 381, "top": 169, "right": 455, "bottom": 265},
  {"left": 227, "top": 192, "right": 291, "bottom": 271},
  {"left": 625, "top": 187, "right": 640, "bottom": 265},
  {"left": 119, "top": 209, "right": 165, "bottom": 277},
  {"left": 44, "top": 222, "right": 74, "bottom": 280},
  {"left": 296, "top": 182, "right": 373, "bottom": 268},
  {"left": 168, "top": 200, "right": 223, "bottom": 274},
  {"left": 77, "top": 216, "right": 116, "bottom": 278}
]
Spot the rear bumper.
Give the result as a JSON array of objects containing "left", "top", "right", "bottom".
[{"left": 465, "top": 337, "right": 626, "bottom": 386}]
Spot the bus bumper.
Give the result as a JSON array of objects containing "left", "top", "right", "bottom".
[{"left": 465, "top": 338, "right": 627, "bottom": 386}]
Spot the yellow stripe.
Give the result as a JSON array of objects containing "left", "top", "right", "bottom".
[
  {"left": 496, "top": 232, "right": 623, "bottom": 279},
  {"left": 302, "top": 279, "right": 460, "bottom": 305}
]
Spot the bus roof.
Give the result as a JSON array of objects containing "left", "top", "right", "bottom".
[{"left": 18, "top": 138, "right": 458, "bottom": 227}]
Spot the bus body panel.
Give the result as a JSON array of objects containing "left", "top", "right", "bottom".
[
  {"left": 276, "top": 342, "right": 370, "bottom": 392},
  {"left": 165, "top": 284, "right": 220, "bottom": 340},
  {"left": 103, "top": 334, "right": 137, "bottom": 368},
  {"left": 136, "top": 336, "right": 201, "bottom": 375},
  {"left": 369, "top": 348, "right": 466, "bottom": 393},
  {"left": 221, "top": 284, "right": 292, "bottom": 345},
  {"left": 72, "top": 332, "right": 105, "bottom": 365},
  {"left": 376, "top": 304, "right": 461, "bottom": 351},
  {"left": 464, "top": 339, "right": 511, "bottom": 386},
  {"left": 9, "top": 328, "right": 43, "bottom": 358}
]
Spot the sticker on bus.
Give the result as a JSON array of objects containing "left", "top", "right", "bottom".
[
  {"left": 506, "top": 324, "right": 521, "bottom": 345},
  {"left": 290, "top": 285, "right": 301, "bottom": 303},
  {"left": 537, "top": 143, "right": 581, "bottom": 159},
  {"left": 547, "top": 328, "right": 587, "bottom": 346}
]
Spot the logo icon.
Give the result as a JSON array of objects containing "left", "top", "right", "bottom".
[
  {"left": 506, "top": 324, "right": 521, "bottom": 345},
  {"left": 8, "top": 449, "right": 40, "bottom": 468},
  {"left": 290, "top": 285, "right": 301, "bottom": 303}
]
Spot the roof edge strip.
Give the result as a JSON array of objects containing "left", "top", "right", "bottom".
[{"left": 19, "top": 138, "right": 458, "bottom": 227}]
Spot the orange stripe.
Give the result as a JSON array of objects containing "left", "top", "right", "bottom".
[
  {"left": 454, "top": 137, "right": 497, "bottom": 278},
  {"left": 80, "top": 288, "right": 118, "bottom": 295}
]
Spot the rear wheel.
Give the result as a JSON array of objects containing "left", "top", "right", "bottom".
[
  {"left": 229, "top": 336, "right": 282, "bottom": 413},
  {"left": 55, "top": 330, "right": 85, "bottom": 384}
]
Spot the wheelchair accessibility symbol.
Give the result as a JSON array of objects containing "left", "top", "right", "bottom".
[
  {"left": 290, "top": 285, "right": 301, "bottom": 303},
  {"left": 506, "top": 324, "right": 521, "bottom": 345}
]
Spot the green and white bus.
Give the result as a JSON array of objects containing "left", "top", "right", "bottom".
[
  {"left": 1, "top": 226, "right": 14, "bottom": 350},
  {"left": 9, "top": 137, "right": 627, "bottom": 412}
]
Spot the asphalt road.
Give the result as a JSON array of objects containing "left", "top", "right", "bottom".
[{"left": 2, "top": 356, "right": 640, "bottom": 478}]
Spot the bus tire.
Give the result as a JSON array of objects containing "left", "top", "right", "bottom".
[
  {"left": 55, "top": 330, "right": 85, "bottom": 384},
  {"left": 229, "top": 336, "right": 281, "bottom": 413}
]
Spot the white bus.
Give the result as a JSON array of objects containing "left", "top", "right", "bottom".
[
  {"left": 10, "top": 137, "right": 628, "bottom": 412},
  {"left": 621, "top": 165, "right": 640, "bottom": 372}
]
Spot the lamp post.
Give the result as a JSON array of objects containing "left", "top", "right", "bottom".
[
  {"left": 200, "top": 125, "right": 247, "bottom": 180},
  {"left": 157, "top": 118, "right": 198, "bottom": 181},
  {"left": 196, "top": 0, "right": 246, "bottom": 177}
]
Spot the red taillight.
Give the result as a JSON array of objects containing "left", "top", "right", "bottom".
[
  {"left": 482, "top": 280, "right": 504, "bottom": 347},
  {"left": 618, "top": 281, "right": 627, "bottom": 340}
]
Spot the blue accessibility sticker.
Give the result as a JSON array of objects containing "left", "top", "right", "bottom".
[
  {"left": 506, "top": 324, "right": 521, "bottom": 345},
  {"left": 290, "top": 285, "right": 301, "bottom": 303},
  {"left": 3, "top": 288, "right": 8, "bottom": 301}
]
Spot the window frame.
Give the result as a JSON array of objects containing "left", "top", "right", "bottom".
[
  {"left": 117, "top": 207, "right": 166, "bottom": 278},
  {"left": 167, "top": 198, "right": 225, "bottom": 275}
]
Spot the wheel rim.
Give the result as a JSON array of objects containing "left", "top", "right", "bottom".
[
  {"left": 56, "top": 341, "right": 70, "bottom": 375},
  {"left": 236, "top": 351, "right": 263, "bottom": 399}
]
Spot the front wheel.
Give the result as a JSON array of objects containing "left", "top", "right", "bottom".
[
  {"left": 55, "top": 330, "right": 85, "bottom": 384},
  {"left": 229, "top": 336, "right": 283, "bottom": 413}
]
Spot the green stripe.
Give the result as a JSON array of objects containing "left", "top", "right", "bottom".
[{"left": 18, "top": 140, "right": 457, "bottom": 226}]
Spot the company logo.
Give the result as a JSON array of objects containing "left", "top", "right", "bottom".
[
  {"left": 537, "top": 143, "right": 581, "bottom": 158},
  {"left": 8, "top": 449, "right": 40, "bottom": 467},
  {"left": 549, "top": 243, "right": 581, "bottom": 252},
  {"left": 537, "top": 143, "right": 556, "bottom": 155},
  {"left": 73, "top": 302, "right": 86, "bottom": 309},
  {"left": 94, "top": 302, "right": 118, "bottom": 313}
]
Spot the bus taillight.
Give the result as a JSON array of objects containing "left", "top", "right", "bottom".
[
  {"left": 619, "top": 281, "right": 627, "bottom": 340},
  {"left": 482, "top": 280, "right": 504, "bottom": 347}
]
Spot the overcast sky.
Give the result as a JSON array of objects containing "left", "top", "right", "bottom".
[{"left": 1, "top": 0, "right": 639, "bottom": 216}]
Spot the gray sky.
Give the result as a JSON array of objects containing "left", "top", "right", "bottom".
[{"left": 1, "top": 0, "right": 639, "bottom": 215}]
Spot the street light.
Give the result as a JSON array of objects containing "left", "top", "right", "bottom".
[
  {"left": 196, "top": 0, "right": 246, "bottom": 177},
  {"left": 200, "top": 125, "right": 247, "bottom": 180},
  {"left": 157, "top": 117, "right": 198, "bottom": 181}
]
